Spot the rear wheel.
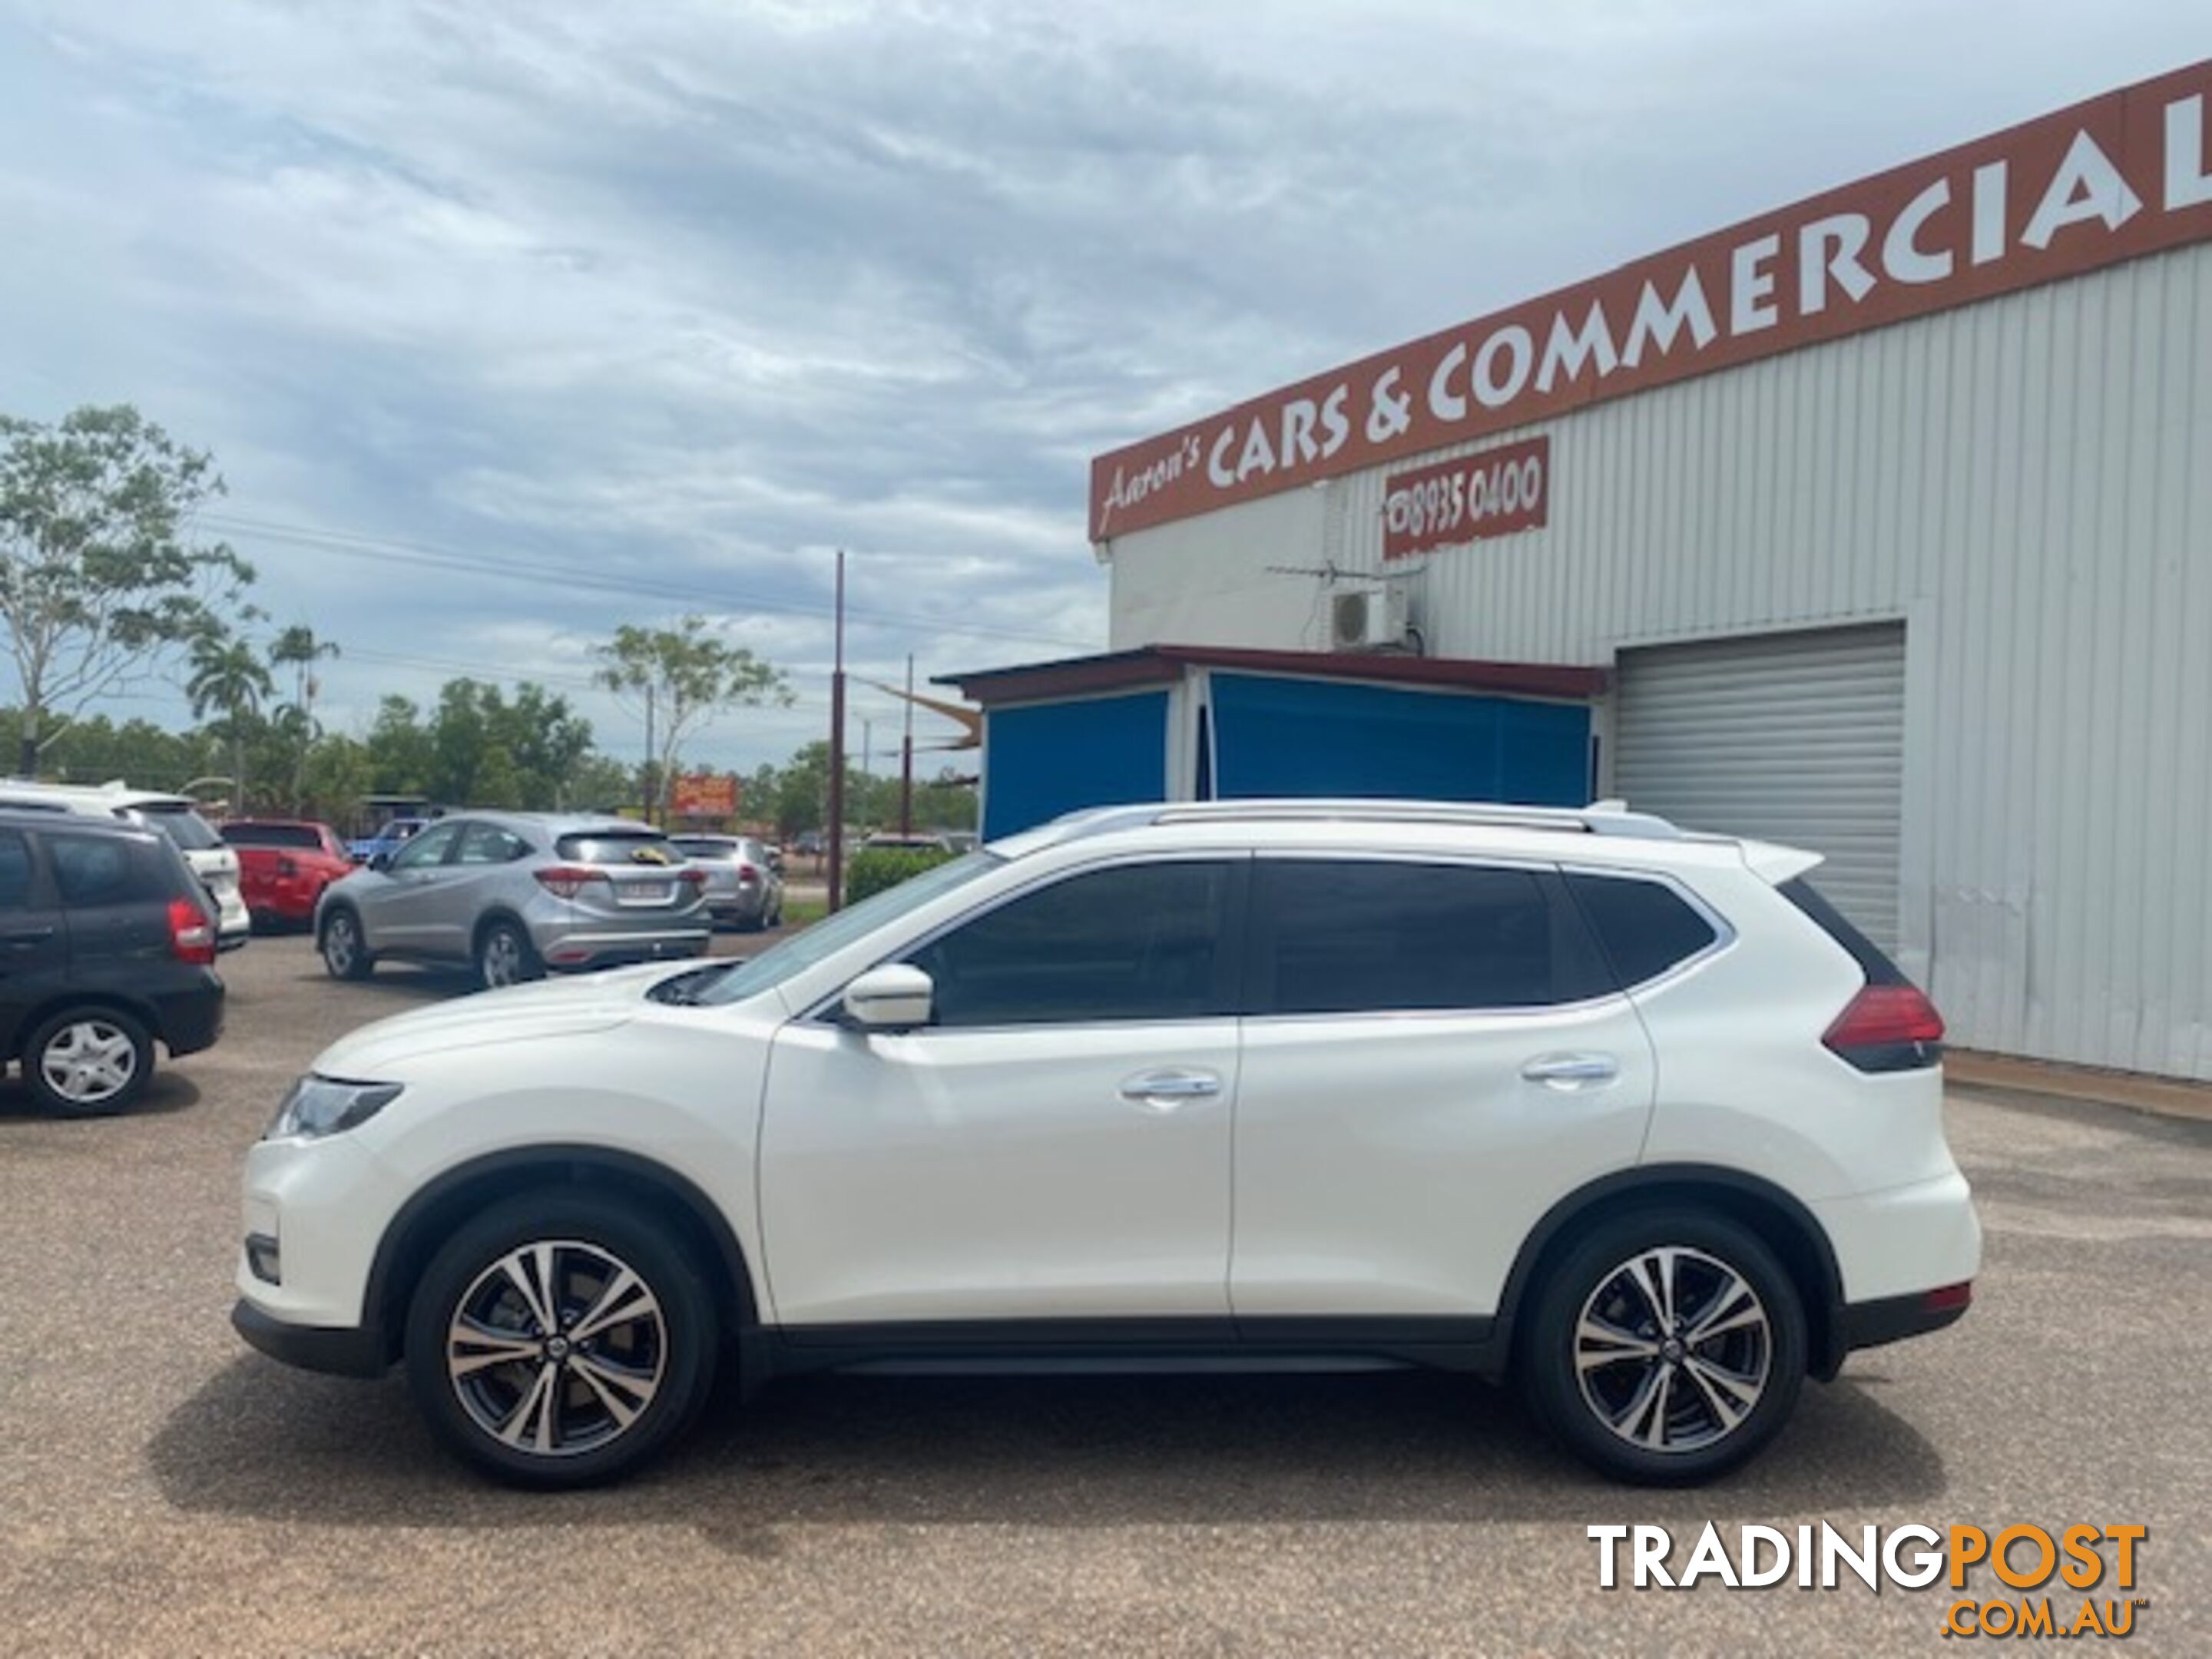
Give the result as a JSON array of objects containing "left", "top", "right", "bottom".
[
  {"left": 402, "top": 1192, "right": 718, "bottom": 1487},
  {"left": 476, "top": 919, "right": 543, "bottom": 991},
  {"left": 1520, "top": 1207, "right": 1805, "bottom": 1485},
  {"left": 23, "top": 1007, "right": 154, "bottom": 1117},
  {"left": 320, "top": 908, "right": 374, "bottom": 980}
]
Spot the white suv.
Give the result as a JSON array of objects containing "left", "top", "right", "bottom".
[{"left": 233, "top": 800, "right": 1979, "bottom": 1487}]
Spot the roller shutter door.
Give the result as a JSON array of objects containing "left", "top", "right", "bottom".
[{"left": 1614, "top": 624, "right": 1905, "bottom": 950}]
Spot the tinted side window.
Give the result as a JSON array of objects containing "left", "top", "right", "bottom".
[
  {"left": 457, "top": 824, "right": 531, "bottom": 865},
  {"left": 909, "top": 861, "right": 1234, "bottom": 1027},
  {"left": 1254, "top": 860, "right": 1610, "bottom": 1015},
  {"left": 51, "top": 834, "right": 160, "bottom": 906},
  {"left": 390, "top": 822, "right": 462, "bottom": 870},
  {"left": 1566, "top": 873, "right": 1720, "bottom": 988},
  {"left": 0, "top": 832, "right": 31, "bottom": 909}
]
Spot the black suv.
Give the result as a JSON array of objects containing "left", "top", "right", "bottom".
[{"left": 0, "top": 810, "right": 225, "bottom": 1116}]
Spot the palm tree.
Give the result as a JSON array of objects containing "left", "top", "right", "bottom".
[
  {"left": 187, "top": 635, "right": 274, "bottom": 813},
  {"left": 269, "top": 624, "right": 339, "bottom": 811}
]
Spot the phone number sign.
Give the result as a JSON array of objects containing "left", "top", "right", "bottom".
[{"left": 1382, "top": 435, "right": 1549, "bottom": 560}]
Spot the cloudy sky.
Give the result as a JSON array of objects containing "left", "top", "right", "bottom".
[{"left": 0, "top": 2, "right": 2201, "bottom": 777}]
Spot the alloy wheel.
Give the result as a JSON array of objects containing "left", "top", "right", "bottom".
[
  {"left": 38, "top": 1019, "right": 138, "bottom": 1105},
  {"left": 481, "top": 928, "right": 524, "bottom": 989},
  {"left": 446, "top": 1239, "right": 667, "bottom": 1458},
  {"left": 323, "top": 915, "right": 357, "bottom": 973},
  {"left": 1575, "top": 1245, "right": 1771, "bottom": 1454}
]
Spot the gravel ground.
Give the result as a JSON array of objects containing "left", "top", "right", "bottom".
[{"left": 0, "top": 933, "right": 2206, "bottom": 1657}]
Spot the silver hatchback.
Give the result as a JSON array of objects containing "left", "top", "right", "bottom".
[
  {"left": 669, "top": 834, "right": 784, "bottom": 931},
  {"left": 314, "top": 813, "right": 710, "bottom": 990}
]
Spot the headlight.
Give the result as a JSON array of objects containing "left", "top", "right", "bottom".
[{"left": 266, "top": 1075, "right": 403, "bottom": 1141}]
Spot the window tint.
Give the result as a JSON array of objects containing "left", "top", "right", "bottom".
[
  {"left": 1254, "top": 860, "right": 1609, "bottom": 1015},
  {"left": 557, "top": 831, "right": 680, "bottom": 866},
  {"left": 909, "top": 861, "right": 1234, "bottom": 1027},
  {"left": 456, "top": 823, "right": 531, "bottom": 865},
  {"left": 0, "top": 832, "right": 31, "bottom": 909},
  {"left": 223, "top": 823, "right": 320, "bottom": 849},
  {"left": 1566, "top": 873, "right": 1720, "bottom": 988},
  {"left": 673, "top": 839, "right": 737, "bottom": 862},
  {"left": 124, "top": 803, "right": 222, "bottom": 851},
  {"left": 51, "top": 833, "right": 158, "bottom": 906},
  {"left": 389, "top": 821, "right": 462, "bottom": 870}
]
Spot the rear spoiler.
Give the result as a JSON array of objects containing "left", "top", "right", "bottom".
[{"left": 1739, "top": 839, "right": 1823, "bottom": 886}]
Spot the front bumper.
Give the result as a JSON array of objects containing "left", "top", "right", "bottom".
[{"left": 231, "top": 1299, "right": 387, "bottom": 1378}]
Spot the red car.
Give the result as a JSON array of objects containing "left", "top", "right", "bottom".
[{"left": 220, "top": 820, "right": 354, "bottom": 930}]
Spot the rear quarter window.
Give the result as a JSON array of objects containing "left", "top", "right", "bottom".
[
  {"left": 51, "top": 833, "right": 169, "bottom": 906},
  {"left": 1565, "top": 873, "right": 1721, "bottom": 988}
]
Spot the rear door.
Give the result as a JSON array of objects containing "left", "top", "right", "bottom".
[
  {"left": 0, "top": 830, "right": 68, "bottom": 1055},
  {"left": 1228, "top": 856, "right": 1657, "bottom": 1327},
  {"left": 445, "top": 821, "right": 538, "bottom": 944}
]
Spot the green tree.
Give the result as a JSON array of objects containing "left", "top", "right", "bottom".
[
  {"left": 0, "top": 404, "right": 257, "bottom": 773},
  {"left": 366, "top": 695, "right": 432, "bottom": 794},
  {"left": 185, "top": 634, "right": 274, "bottom": 810},
  {"left": 593, "top": 615, "right": 790, "bottom": 817}
]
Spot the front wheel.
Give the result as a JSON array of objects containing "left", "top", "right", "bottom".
[
  {"left": 402, "top": 1193, "right": 718, "bottom": 1487},
  {"left": 320, "top": 909, "right": 374, "bottom": 980},
  {"left": 22, "top": 1007, "right": 154, "bottom": 1117},
  {"left": 1520, "top": 1207, "right": 1805, "bottom": 1485}
]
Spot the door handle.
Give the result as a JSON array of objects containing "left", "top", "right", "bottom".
[
  {"left": 1521, "top": 1052, "right": 1619, "bottom": 1088},
  {"left": 0, "top": 926, "right": 54, "bottom": 948},
  {"left": 1118, "top": 1068, "right": 1223, "bottom": 1110}
]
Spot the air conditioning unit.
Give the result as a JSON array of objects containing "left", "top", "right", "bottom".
[{"left": 1329, "top": 583, "right": 1409, "bottom": 652}]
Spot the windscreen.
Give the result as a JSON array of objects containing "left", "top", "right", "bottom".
[
  {"left": 673, "top": 839, "right": 738, "bottom": 862},
  {"left": 556, "top": 830, "right": 682, "bottom": 867}
]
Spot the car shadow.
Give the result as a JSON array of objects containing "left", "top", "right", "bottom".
[
  {"left": 286, "top": 965, "right": 476, "bottom": 1005},
  {"left": 151, "top": 1356, "right": 1947, "bottom": 1534},
  {"left": 0, "top": 1068, "right": 201, "bottom": 1123}
]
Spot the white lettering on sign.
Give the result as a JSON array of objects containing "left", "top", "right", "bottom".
[
  {"left": 1382, "top": 435, "right": 1550, "bottom": 559},
  {"left": 1090, "top": 63, "right": 2212, "bottom": 541}
]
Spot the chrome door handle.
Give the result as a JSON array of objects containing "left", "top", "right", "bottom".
[
  {"left": 1521, "top": 1053, "right": 1619, "bottom": 1088},
  {"left": 1118, "top": 1068, "right": 1223, "bottom": 1110}
]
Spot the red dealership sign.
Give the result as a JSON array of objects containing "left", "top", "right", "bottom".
[
  {"left": 1383, "top": 437, "right": 1548, "bottom": 560},
  {"left": 1090, "top": 61, "right": 2212, "bottom": 541},
  {"left": 669, "top": 773, "right": 738, "bottom": 817}
]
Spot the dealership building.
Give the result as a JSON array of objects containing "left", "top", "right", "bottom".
[{"left": 944, "top": 61, "right": 2212, "bottom": 1084}]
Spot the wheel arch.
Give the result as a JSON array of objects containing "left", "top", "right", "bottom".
[
  {"left": 364, "top": 1145, "right": 762, "bottom": 1369},
  {"left": 16, "top": 992, "right": 161, "bottom": 1060},
  {"left": 1495, "top": 1164, "right": 1848, "bottom": 1382}
]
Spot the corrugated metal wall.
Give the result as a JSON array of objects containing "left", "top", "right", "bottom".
[{"left": 1109, "top": 241, "right": 2212, "bottom": 1079}]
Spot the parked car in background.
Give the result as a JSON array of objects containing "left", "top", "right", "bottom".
[
  {"left": 221, "top": 820, "right": 355, "bottom": 931},
  {"left": 316, "top": 813, "right": 710, "bottom": 991},
  {"left": 669, "top": 834, "right": 784, "bottom": 931},
  {"left": 347, "top": 816, "right": 427, "bottom": 866},
  {"left": 0, "top": 810, "right": 224, "bottom": 1116},
  {"left": 237, "top": 797, "right": 1975, "bottom": 1488},
  {"left": 0, "top": 780, "right": 249, "bottom": 952}
]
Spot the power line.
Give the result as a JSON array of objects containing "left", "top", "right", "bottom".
[{"left": 202, "top": 512, "right": 1100, "bottom": 655}]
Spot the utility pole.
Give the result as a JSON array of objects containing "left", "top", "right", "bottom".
[
  {"left": 826, "top": 550, "right": 847, "bottom": 912},
  {"left": 641, "top": 682, "right": 657, "bottom": 824},
  {"left": 899, "top": 652, "right": 916, "bottom": 836},
  {"left": 860, "top": 717, "right": 873, "bottom": 780}
]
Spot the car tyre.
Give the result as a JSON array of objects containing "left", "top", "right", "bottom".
[
  {"left": 476, "top": 919, "right": 544, "bottom": 991},
  {"left": 320, "top": 907, "right": 375, "bottom": 980},
  {"left": 22, "top": 1006, "right": 155, "bottom": 1118},
  {"left": 1520, "top": 1206, "right": 1805, "bottom": 1486},
  {"left": 402, "top": 1191, "right": 719, "bottom": 1488}
]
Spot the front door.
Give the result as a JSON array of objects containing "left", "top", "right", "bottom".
[
  {"left": 1230, "top": 856, "right": 1657, "bottom": 1326},
  {"left": 367, "top": 820, "right": 465, "bottom": 955},
  {"left": 760, "top": 856, "right": 1246, "bottom": 1330}
]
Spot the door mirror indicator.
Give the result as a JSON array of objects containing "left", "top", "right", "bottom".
[{"left": 843, "top": 964, "right": 933, "bottom": 1031}]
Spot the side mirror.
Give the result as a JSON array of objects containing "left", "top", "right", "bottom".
[
  {"left": 842, "top": 964, "right": 933, "bottom": 1031},
  {"left": 369, "top": 850, "right": 394, "bottom": 873}
]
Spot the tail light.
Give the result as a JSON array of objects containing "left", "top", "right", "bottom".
[
  {"left": 533, "top": 866, "right": 601, "bottom": 901},
  {"left": 735, "top": 862, "right": 760, "bottom": 882},
  {"left": 678, "top": 867, "right": 708, "bottom": 888},
  {"left": 168, "top": 897, "right": 217, "bottom": 965},
  {"left": 1823, "top": 983, "right": 1945, "bottom": 1072}
]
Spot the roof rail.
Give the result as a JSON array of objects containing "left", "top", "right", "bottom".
[{"left": 1028, "top": 797, "right": 1683, "bottom": 843}]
